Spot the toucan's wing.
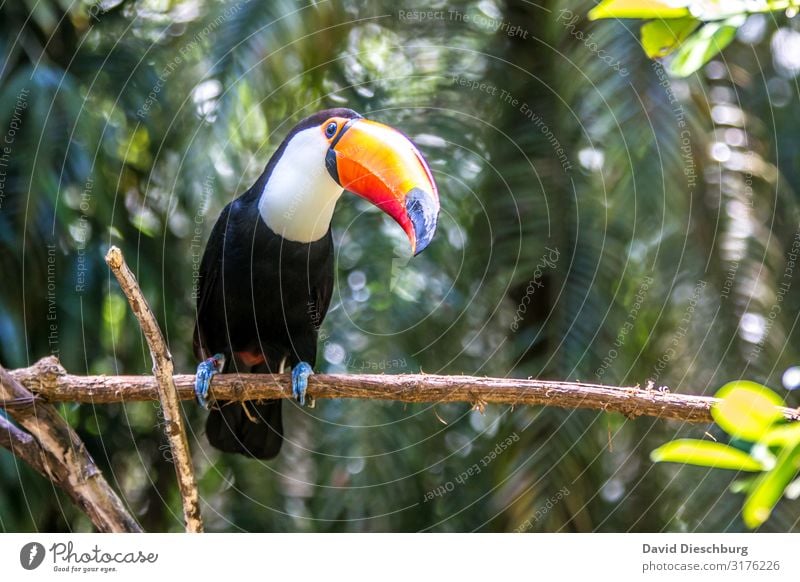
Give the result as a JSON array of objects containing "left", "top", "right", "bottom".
[
  {"left": 311, "top": 234, "right": 335, "bottom": 331},
  {"left": 193, "top": 204, "right": 231, "bottom": 360}
]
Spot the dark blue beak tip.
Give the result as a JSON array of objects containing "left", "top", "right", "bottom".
[
  {"left": 414, "top": 235, "right": 434, "bottom": 256},
  {"left": 406, "top": 187, "right": 439, "bottom": 256}
]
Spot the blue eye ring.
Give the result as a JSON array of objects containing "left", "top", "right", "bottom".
[{"left": 325, "top": 122, "right": 337, "bottom": 138}]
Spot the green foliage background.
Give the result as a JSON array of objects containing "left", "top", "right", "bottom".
[{"left": 1, "top": 0, "right": 799, "bottom": 532}]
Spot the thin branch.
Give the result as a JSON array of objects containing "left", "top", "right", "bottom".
[
  {"left": 10, "top": 357, "right": 800, "bottom": 424},
  {"left": 0, "top": 414, "right": 51, "bottom": 478},
  {"left": 105, "top": 246, "right": 203, "bottom": 533},
  {"left": 0, "top": 364, "right": 141, "bottom": 532}
]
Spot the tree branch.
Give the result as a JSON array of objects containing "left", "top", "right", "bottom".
[
  {"left": 10, "top": 357, "right": 800, "bottom": 424},
  {"left": 104, "top": 246, "right": 203, "bottom": 533},
  {"left": 0, "top": 364, "right": 141, "bottom": 532},
  {"left": 0, "top": 414, "right": 52, "bottom": 478}
]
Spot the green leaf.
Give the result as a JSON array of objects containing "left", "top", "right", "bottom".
[
  {"left": 668, "top": 19, "right": 741, "bottom": 77},
  {"left": 651, "top": 439, "right": 765, "bottom": 471},
  {"left": 712, "top": 381, "right": 785, "bottom": 441},
  {"left": 762, "top": 423, "right": 800, "bottom": 447},
  {"left": 588, "top": 0, "right": 691, "bottom": 20},
  {"left": 743, "top": 444, "right": 800, "bottom": 528},
  {"left": 730, "top": 476, "right": 757, "bottom": 494},
  {"left": 641, "top": 17, "right": 700, "bottom": 58}
]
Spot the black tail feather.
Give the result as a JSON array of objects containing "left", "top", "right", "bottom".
[{"left": 205, "top": 400, "right": 283, "bottom": 459}]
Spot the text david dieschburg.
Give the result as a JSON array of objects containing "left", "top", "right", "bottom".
[{"left": 643, "top": 543, "right": 748, "bottom": 557}]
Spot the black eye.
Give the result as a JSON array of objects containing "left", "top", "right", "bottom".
[{"left": 325, "top": 122, "right": 337, "bottom": 138}]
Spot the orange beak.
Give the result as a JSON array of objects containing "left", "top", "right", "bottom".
[{"left": 325, "top": 118, "right": 440, "bottom": 255}]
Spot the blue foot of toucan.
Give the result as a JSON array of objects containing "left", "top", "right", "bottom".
[
  {"left": 291, "top": 362, "right": 314, "bottom": 406},
  {"left": 195, "top": 353, "right": 226, "bottom": 409}
]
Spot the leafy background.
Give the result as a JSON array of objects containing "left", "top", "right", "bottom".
[{"left": 1, "top": 0, "right": 799, "bottom": 532}]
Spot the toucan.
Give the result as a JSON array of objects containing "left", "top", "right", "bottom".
[{"left": 193, "top": 108, "right": 439, "bottom": 459}]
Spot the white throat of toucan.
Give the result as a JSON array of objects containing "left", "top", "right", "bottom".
[{"left": 258, "top": 126, "right": 344, "bottom": 243}]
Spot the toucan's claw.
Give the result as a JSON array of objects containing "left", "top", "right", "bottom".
[
  {"left": 195, "top": 353, "right": 225, "bottom": 409},
  {"left": 291, "top": 362, "right": 313, "bottom": 406}
]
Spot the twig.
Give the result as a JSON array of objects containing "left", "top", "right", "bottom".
[
  {"left": 11, "top": 357, "right": 800, "bottom": 424},
  {"left": 105, "top": 246, "right": 203, "bottom": 533},
  {"left": 0, "top": 365, "right": 141, "bottom": 532}
]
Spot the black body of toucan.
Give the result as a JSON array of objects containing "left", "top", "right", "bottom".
[{"left": 193, "top": 108, "right": 439, "bottom": 459}]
